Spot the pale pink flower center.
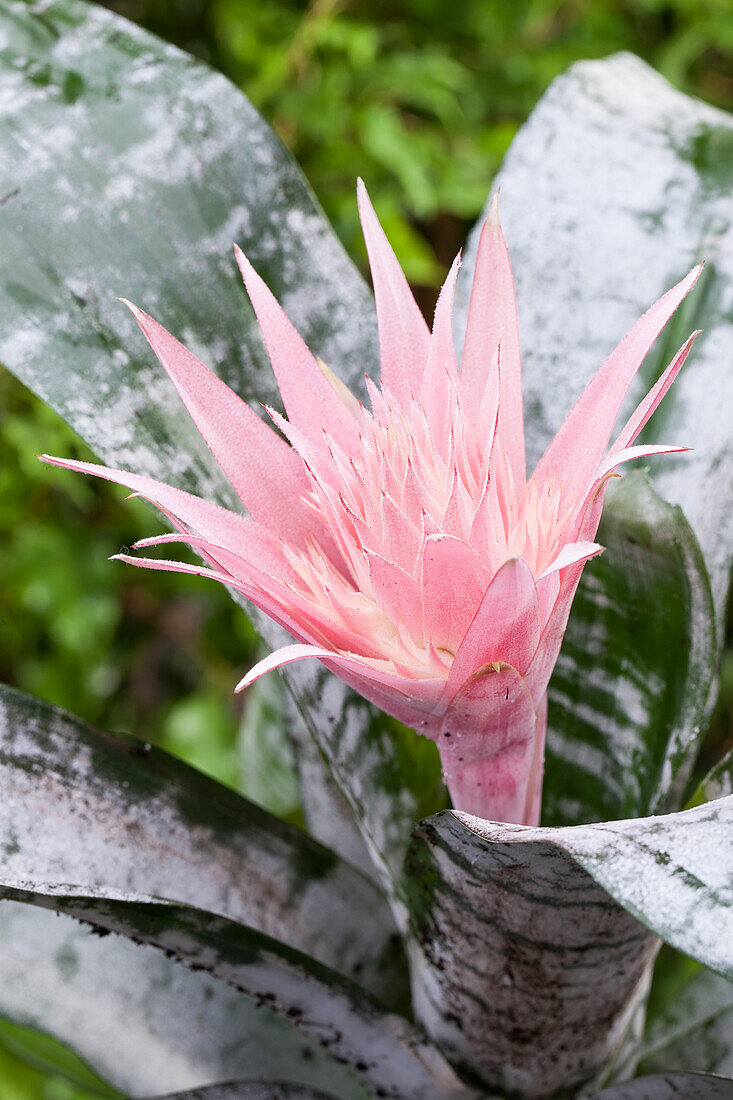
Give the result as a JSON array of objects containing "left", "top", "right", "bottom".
[{"left": 280, "top": 377, "right": 570, "bottom": 679}]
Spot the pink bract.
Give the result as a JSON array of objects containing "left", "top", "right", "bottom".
[{"left": 41, "top": 182, "right": 701, "bottom": 825}]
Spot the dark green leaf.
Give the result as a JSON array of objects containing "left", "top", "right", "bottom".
[
  {"left": 543, "top": 472, "right": 716, "bottom": 826},
  {"left": 0, "top": 683, "right": 406, "bottom": 1008},
  {"left": 0, "top": 901, "right": 369, "bottom": 1098},
  {"left": 0, "top": 886, "right": 476, "bottom": 1100},
  {"left": 0, "top": 1015, "right": 119, "bottom": 1096}
]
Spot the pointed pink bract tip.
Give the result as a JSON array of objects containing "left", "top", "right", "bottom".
[{"left": 120, "top": 299, "right": 150, "bottom": 331}]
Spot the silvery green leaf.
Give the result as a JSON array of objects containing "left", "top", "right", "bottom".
[
  {"left": 0, "top": 683, "right": 406, "bottom": 1008},
  {"left": 146, "top": 1086, "right": 346, "bottom": 1100},
  {"left": 636, "top": 966, "right": 733, "bottom": 1079},
  {"left": 237, "top": 665, "right": 301, "bottom": 820},
  {"left": 0, "top": 885, "right": 477, "bottom": 1100},
  {"left": 589, "top": 1072, "right": 733, "bottom": 1098},
  {"left": 455, "top": 51, "right": 733, "bottom": 631},
  {"left": 406, "top": 796, "right": 733, "bottom": 1095},
  {"left": 543, "top": 799, "right": 733, "bottom": 981},
  {"left": 0, "top": 901, "right": 369, "bottom": 1099},
  {"left": 405, "top": 810, "right": 658, "bottom": 1098},
  {"left": 0, "top": 0, "right": 443, "bottom": 889}
]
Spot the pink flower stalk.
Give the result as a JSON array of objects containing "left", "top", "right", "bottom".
[{"left": 41, "top": 182, "right": 701, "bottom": 826}]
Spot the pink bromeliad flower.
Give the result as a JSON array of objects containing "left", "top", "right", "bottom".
[{"left": 41, "top": 182, "right": 701, "bottom": 826}]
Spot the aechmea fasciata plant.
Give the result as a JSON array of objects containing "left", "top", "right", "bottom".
[{"left": 41, "top": 181, "right": 701, "bottom": 826}]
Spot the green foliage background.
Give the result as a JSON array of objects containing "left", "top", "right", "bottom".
[{"left": 0, "top": 0, "right": 732, "bottom": 1094}]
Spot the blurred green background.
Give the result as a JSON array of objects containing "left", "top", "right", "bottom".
[{"left": 1, "top": 0, "right": 732, "bottom": 1094}]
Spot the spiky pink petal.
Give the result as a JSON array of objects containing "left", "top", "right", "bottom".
[
  {"left": 357, "top": 179, "right": 431, "bottom": 406},
  {"left": 532, "top": 264, "right": 702, "bottom": 511},
  {"left": 420, "top": 253, "right": 461, "bottom": 449},
  {"left": 39, "top": 455, "right": 291, "bottom": 575},
  {"left": 421, "top": 534, "right": 487, "bottom": 656},
  {"left": 460, "top": 195, "right": 525, "bottom": 486},
  {"left": 121, "top": 301, "right": 325, "bottom": 552},
  {"left": 234, "top": 244, "right": 359, "bottom": 452},
  {"left": 367, "top": 553, "right": 424, "bottom": 642},
  {"left": 441, "top": 557, "right": 540, "bottom": 708},
  {"left": 538, "top": 540, "right": 605, "bottom": 579},
  {"left": 612, "top": 331, "right": 700, "bottom": 454}
]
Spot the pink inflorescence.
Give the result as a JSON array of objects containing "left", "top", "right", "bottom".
[{"left": 42, "top": 181, "right": 701, "bottom": 825}]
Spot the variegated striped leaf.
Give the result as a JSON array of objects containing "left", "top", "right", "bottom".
[
  {"left": 0, "top": 885, "right": 478, "bottom": 1100},
  {"left": 0, "top": 901, "right": 370, "bottom": 1099},
  {"left": 406, "top": 798, "right": 733, "bottom": 1096},
  {"left": 589, "top": 1072, "right": 733, "bottom": 1098},
  {"left": 0, "top": 683, "right": 406, "bottom": 1009},
  {"left": 405, "top": 810, "right": 658, "bottom": 1097}
]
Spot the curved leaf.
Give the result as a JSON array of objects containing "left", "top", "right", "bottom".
[
  {"left": 691, "top": 749, "right": 733, "bottom": 806},
  {"left": 405, "top": 810, "right": 658, "bottom": 1097},
  {"left": 406, "top": 795, "right": 733, "bottom": 1094},
  {"left": 147, "top": 1085, "right": 350, "bottom": 1100},
  {"left": 0, "top": 1016, "right": 118, "bottom": 1097},
  {"left": 0, "top": 683, "right": 406, "bottom": 1008},
  {"left": 636, "top": 966, "right": 733, "bottom": 1079},
  {"left": 455, "top": 51, "right": 733, "bottom": 631},
  {"left": 0, "top": 901, "right": 369, "bottom": 1099},
  {"left": 543, "top": 799, "right": 733, "bottom": 980},
  {"left": 0, "top": 0, "right": 443, "bottom": 889},
  {"left": 589, "top": 1072, "right": 733, "bottom": 1099},
  {"left": 543, "top": 471, "right": 715, "bottom": 826},
  {"left": 0, "top": 885, "right": 477, "bottom": 1100}
]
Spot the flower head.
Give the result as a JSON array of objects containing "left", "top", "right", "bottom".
[{"left": 42, "top": 182, "right": 701, "bottom": 825}]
